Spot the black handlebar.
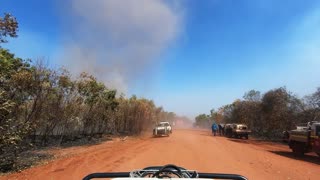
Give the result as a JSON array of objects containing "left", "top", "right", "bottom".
[
  {"left": 198, "top": 173, "right": 248, "bottom": 180},
  {"left": 83, "top": 164, "right": 248, "bottom": 180},
  {"left": 152, "top": 164, "right": 182, "bottom": 178},
  {"left": 82, "top": 172, "right": 248, "bottom": 180},
  {"left": 83, "top": 172, "right": 129, "bottom": 180}
]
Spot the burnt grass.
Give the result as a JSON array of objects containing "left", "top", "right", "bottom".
[
  {"left": 0, "top": 134, "right": 115, "bottom": 175},
  {"left": 13, "top": 151, "right": 54, "bottom": 172}
]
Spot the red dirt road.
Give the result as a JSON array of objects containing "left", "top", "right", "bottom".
[{"left": 1, "top": 129, "right": 319, "bottom": 180}]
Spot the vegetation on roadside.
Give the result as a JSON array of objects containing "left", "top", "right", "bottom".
[
  {"left": 195, "top": 88, "right": 320, "bottom": 139},
  {"left": 0, "top": 13, "right": 176, "bottom": 172}
]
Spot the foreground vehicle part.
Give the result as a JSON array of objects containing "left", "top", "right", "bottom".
[{"left": 83, "top": 164, "right": 248, "bottom": 180}]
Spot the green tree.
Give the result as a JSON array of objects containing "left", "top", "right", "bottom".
[
  {"left": 195, "top": 114, "right": 210, "bottom": 128},
  {"left": 0, "top": 13, "right": 18, "bottom": 44},
  {"left": 301, "top": 87, "right": 320, "bottom": 122},
  {"left": 0, "top": 49, "right": 32, "bottom": 171},
  {"left": 260, "top": 87, "right": 301, "bottom": 137}
]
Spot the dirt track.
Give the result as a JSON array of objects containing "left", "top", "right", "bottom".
[{"left": 2, "top": 129, "right": 319, "bottom": 180}]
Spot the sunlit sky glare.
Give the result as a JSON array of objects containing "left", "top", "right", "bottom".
[{"left": 1, "top": 0, "right": 320, "bottom": 119}]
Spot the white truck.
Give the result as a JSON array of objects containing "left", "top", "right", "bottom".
[{"left": 153, "top": 122, "right": 172, "bottom": 137}]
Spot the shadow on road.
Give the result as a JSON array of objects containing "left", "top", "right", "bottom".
[
  {"left": 269, "top": 151, "right": 320, "bottom": 165},
  {"left": 152, "top": 135, "right": 170, "bottom": 138},
  {"left": 228, "top": 138, "right": 285, "bottom": 145},
  {"left": 228, "top": 139, "right": 250, "bottom": 143},
  {"left": 199, "top": 132, "right": 225, "bottom": 137},
  {"left": 227, "top": 138, "right": 320, "bottom": 165}
]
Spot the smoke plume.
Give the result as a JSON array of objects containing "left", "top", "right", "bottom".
[{"left": 60, "top": 0, "right": 182, "bottom": 92}]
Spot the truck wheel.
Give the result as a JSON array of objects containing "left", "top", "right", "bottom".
[
  {"left": 292, "top": 143, "right": 304, "bottom": 156},
  {"left": 245, "top": 134, "right": 249, "bottom": 139},
  {"left": 232, "top": 133, "right": 237, "bottom": 138},
  {"left": 166, "top": 132, "right": 170, "bottom": 137}
]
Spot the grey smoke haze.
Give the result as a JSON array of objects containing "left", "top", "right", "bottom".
[{"left": 61, "top": 0, "right": 182, "bottom": 92}]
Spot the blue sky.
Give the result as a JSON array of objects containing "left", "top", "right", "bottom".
[{"left": 1, "top": 0, "right": 320, "bottom": 118}]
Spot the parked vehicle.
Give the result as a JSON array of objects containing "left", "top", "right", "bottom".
[
  {"left": 289, "top": 122, "right": 320, "bottom": 156},
  {"left": 224, "top": 124, "right": 250, "bottom": 139},
  {"left": 232, "top": 124, "right": 251, "bottom": 139}
]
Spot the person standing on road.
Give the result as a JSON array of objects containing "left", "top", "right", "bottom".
[
  {"left": 212, "top": 123, "right": 218, "bottom": 136},
  {"left": 221, "top": 124, "right": 225, "bottom": 136},
  {"left": 218, "top": 124, "right": 223, "bottom": 136}
]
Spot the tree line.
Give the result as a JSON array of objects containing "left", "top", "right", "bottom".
[
  {"left": 0, "top": 13, "right": 176, "bottom": 172},
  {"left": 195, "top": 88, "right": 320, "bottom": 139}
]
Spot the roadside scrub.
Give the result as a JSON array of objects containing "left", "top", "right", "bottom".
[{"left": 0, "top": 13, "right": 176, "bottom": 172}]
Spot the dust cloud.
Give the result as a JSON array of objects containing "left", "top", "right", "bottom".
[
  {"left": 59, "top": 0, "right": 183, "bottom": 93},
  {"left": 173, "top": 117, "right": 193, "bottom": 129}
]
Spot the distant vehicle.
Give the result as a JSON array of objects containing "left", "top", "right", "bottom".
[
  {"left": 231, "top": 124, "right": 251, "bottom": 139},
  {"left": 289, "top": 122, "right": 320, "bottom": 156},
  {"left": 224, "top": 124, "right": 250, "bottom": 139},
  {"left": 153, "top": 122, "right": 172, "bottom": 137}
]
